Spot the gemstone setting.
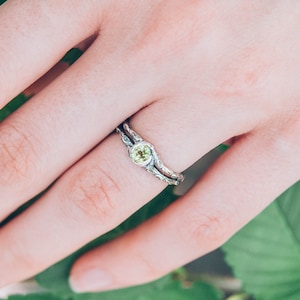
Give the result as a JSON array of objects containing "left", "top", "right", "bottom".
[{"left": 130, "top": 142, "right": 153, "bottom": 166}]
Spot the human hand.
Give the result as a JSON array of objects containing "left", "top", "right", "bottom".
[{"left": 0, "top": 0, "right": 299, "bottom": 292}]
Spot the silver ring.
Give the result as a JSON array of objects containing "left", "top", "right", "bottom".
[{"left": 116, "top": 122, "right": 184, "bottom": 185}]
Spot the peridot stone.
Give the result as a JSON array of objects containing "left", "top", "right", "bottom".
[{"left": 130, "top": 143, "right": 152, "bottom": 165}]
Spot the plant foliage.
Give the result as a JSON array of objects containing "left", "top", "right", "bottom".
[
  {"left": 223, "top": 181, "right": 300, "bottom": 300},
  {"left": 5, "top": 273, "right": 222, "bottom": 300}
]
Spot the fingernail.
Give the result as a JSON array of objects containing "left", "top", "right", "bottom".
[{"left": 69, "top": 268, "right": 113, "bottom": 293}]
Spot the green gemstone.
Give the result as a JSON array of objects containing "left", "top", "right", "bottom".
[{"left": 130, "top": 143, "right": 152, "bottom": 165}]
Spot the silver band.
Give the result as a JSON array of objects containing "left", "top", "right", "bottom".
[{"left": 116, "top": 122, "right": 184, "bottom": 185}]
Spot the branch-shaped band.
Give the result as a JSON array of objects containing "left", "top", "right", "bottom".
[{"left": 116, "top": 122, "right": 184, "bottom": 186}]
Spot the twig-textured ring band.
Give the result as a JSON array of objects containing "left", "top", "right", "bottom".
[{"left": 116, "top": 122, "right": 184, "bottom": 185}]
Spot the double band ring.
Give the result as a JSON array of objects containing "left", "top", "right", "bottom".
[{"left": 116, "top": 122, "right": 184, "bottom": 186}]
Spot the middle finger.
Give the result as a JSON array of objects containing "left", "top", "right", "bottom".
[{"left": 0, "top": 38, "right": 156, "bottom": 220}]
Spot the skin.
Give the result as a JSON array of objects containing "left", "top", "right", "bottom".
[{"left": 0, "top": 0, "right": 299, "bottom": 292}]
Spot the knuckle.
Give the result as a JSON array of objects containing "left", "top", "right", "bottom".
[
  {"left": 64, "top": 164, "right": 121, "bottom": 222},
  {"left": 0, "top": 123, "right": 38, "bottom": 185},
  {"left": 181, "top": 208, "right": 232, "bottom": 250}
]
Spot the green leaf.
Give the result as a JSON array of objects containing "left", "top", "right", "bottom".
[
  {"left": 1, "top": 182, "right": 54, "bottom": 227},
  {"left": 217, "top": 143, "right": 230, "bottom": 153},
  {"left": 0, "top": 93, "right": 31, "bottom": 122},
  {"left": 6, "top": 273, "right": 221, "bottom": 300},
  {"left": 61, "top": 48, "right": 83, "bottom": 65},
  {"left": 226, "top": 294, "right": 252, "bottom": 300},
  {"left": 72, "top": 273, "right": 222, "bottom": 300},
  {"left": 222, "top": 181, "right": 300, "bottom": 300},
  {"left": 0, "top": 0, "right": 6, "bottom": 5},
  {"left": 35, "top": 188, "right": 179, "bottom": 297},
  {"left": 7, "top": 294, "right": 62, "bottom": 300}
]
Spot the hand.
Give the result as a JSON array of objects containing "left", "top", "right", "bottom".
[{"left": 0, "top": 0, "right": 299, "bottom": 292}]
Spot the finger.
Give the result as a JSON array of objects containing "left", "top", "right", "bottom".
[
  {"left": 69, "top": 129, "right": 299, "bottom": 292},
  {"left": 0, "top": 32, "right": 159, "bottom": 221},
  {"left": 0, "top": 0, "right": 100, "bottom": 107},
  {"left": 0, "top": 95, "right": 249, "bottom": 287},
  {"left": 24, "top": 36, "right": 97, "bottom": 96}
]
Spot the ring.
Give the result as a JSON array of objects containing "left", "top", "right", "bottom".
[{"left": 116, "top": 122, "right": 184, "bottom": 185}]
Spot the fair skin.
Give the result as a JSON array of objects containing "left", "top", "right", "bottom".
[{"left": 0, "top": 0, "right": 299, "bottom": 292}]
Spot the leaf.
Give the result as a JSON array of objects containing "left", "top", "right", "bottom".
[
  {"left": 0, "top": 0, "right": 6, "bottom": 5},
  {"left": 6, "top": 273, "right": 222, "bottom": 300},
  {"left": 218, "top": 143, "right": 230, "bottom": 152},
  {"left": 226, "top": 294, "right": 252, "bottom": 300},
  {"left": 35, "top": 188, "right": 179, "bottom": 297},
  {"left": 61, "top": 48, "right": 83, "bottom": 65},
  {"left": 72, "top": 272, "right": 222, "bottom": 300},
  {"left": 0, "top": 189, "right": 49, "bottom": 228},
  {"left": 222, "top": 180, "right": 300, "bottom": 300},
  {"left": 0, "top": 94, "right": 31, "bottom": 122},
  {"left": 7, "top": 294, "right": 62, "bottom": 300}
]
